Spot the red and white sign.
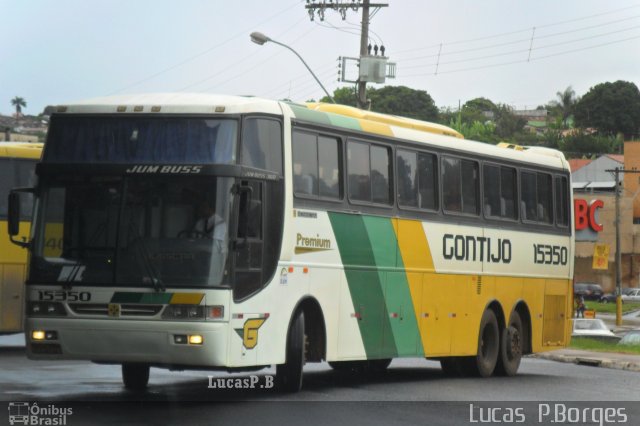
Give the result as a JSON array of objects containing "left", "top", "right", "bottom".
[{"left": 574, "top": 199, "right": 603, "bottom": 232}]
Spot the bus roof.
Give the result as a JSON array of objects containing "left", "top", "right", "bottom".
[
  {"left": 0, "top": 142, "right": 43, "bottom": 159},
  {"left": 285, "top": 102, "right": 569, "bottom": 171},
  {"left": 53, "top": 93, "right": 283, "bottom": 116},
  {"left": 52, "top": 93, "right": 568, "bottom": 171},
  {"left": 305, "top": 103, "right": 464, "bottom": 139}
]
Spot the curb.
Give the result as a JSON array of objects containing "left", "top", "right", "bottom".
[{"left": 532, "top": 352, "right": 640, "bottom": 372}]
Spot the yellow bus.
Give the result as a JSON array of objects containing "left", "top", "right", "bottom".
[
  {"left": 9, "top": 94, "right": 573, "bottom": 391},
  {"left": 1, "top": 142, "right": 42, "bottom": 333}
]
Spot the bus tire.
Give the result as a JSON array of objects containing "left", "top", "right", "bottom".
[
  {"left": 496, "top": 311, "right": 523, "bottom": 377},
  {"left": 122, "top": 363, "right": 149, "bottom": 390},
  {"left": 464, "top": 309, "right": 500, "bottom": 377},
  {"left": 276, "top": 311, "right": 305, "bottom": 393}
]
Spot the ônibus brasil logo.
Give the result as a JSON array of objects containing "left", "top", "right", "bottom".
[{"left": 8, "top": 402, "right": 73, "bottom": 425}]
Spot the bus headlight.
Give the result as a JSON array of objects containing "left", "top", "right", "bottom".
[
  {"left": 27, "top": 302, "right": 67, "bottom": 317},
  {"left": 162, "top": 305, "right": 205, "bottom": 320},
  {"left": 31, "top": 330, "right": 58, "bottom": 341},
  {"left": 162, "top": 305, "right": 224, "bottom": 321}
]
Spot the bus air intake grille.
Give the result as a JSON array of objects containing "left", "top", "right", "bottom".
[
  {"left": 476, "top": 276, "right": 482, "bottom": 295},
  {"left": 68, "top": 303, "right": 163, "bottom": 316},
  {"left": 30, "top": 343, "right": 62, "bottom": 354}
]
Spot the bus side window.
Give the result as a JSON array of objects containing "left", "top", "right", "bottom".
[
  {"left": 555, "top": 175, "right": 569, "bottom": 227},
  {"left": 521, "top": 171, "right": 537, "bottom": 222},
  {"left": 418, "top": 152, "right": 438, "bottom": 211},
  {"left": 242, "top": 118, "right": 283, "bottom": 174},
  {"left": 0, "top": 158, "right": 13, "bottom": 218},
  {"left": 397, "top": 149, "right": 418, "bottom": 208}
]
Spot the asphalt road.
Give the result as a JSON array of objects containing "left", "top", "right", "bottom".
[{"left": 1, "top": 347, "right": 639, "bottom": 426}]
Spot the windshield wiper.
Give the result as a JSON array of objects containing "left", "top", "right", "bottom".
[
  {"left": 125, "top": 215, "right": 165, "bottom": 292},
  {"left": 62, "top": 222, "right": 108, "bottom": 290}
]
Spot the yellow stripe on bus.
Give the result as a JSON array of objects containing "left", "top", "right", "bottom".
[{"left": 169, "top": 293, "right": 205, "bottom": 305}]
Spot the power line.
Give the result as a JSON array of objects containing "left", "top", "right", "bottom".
[
  {"left": 396, "top": 14, "right": 640, "bottom": 62},
  {"left": 393, "top": 4, "right": 640, "bottom": 56},
  {"left": 177, "top": 16, "right": 309, "bottom": 92},
  {"left": 259, "top": 63, "right": 337, "bottom": 99},
  {"left": 401, "top": 34, "right": 640, "bottom": 78},
  {"left": 399, "top": 25, "right": 640, "bottom": 72},
  {"left": 199, "top": 26, "right": 320, "bottom": 93},
  {"left": 108, "top": 0, "right": 304, "bottom": 95}
]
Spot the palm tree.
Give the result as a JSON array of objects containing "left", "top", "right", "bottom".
[
  {"left": 551, "top": 87, "right": 577, "bottom": 128},
  {"left": 10, "top": 96, "right": 27, "bottom": 116}
]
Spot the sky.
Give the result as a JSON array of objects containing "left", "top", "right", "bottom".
[{"left": 2, "top": 0, "right": 639, "bottom": 116}]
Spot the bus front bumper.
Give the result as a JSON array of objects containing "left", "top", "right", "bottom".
[{"left": 25, "top": 318, "right": 229, "bottom": 368}]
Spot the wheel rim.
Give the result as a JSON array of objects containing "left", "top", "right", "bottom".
[{"left": 506, "top": 326, "right": 521, "bottom": 360}]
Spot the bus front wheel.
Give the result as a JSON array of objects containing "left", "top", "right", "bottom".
[
  {"left": 464, "top": 309, "right": 499, "bottom": 377},
  {"left": 276, "top": 311, "right": 305, "bottom": 392},
  {"left": 122, "top": 363, "right": 150, "bottom": 390}
]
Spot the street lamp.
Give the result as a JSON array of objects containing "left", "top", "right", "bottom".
[{"left": 250, "top": 32, "right": 335, "bottom": 103}]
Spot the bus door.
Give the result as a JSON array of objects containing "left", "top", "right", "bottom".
[{"left": 231, "top": 180, "right": 264, "bottom": 301}]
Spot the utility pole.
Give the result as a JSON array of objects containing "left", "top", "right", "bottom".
[
  {"left": 305, "top": 0, "right": 389, "bottom": 109},
  {"left": 357, "top": 0, "right": 371, "bottom": 109},
  {"left": 606, "top": 167, "right": 640, "bottom": 326}
]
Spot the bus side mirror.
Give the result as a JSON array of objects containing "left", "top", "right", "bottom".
[{"left": 7, "top": 189, "right": 32, "bottom": 248}]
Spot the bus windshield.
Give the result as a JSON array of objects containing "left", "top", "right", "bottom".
[
  {"left": 30, "top": 176, "right": 234, "bottom": 288},
  {"left": 44, "top": 116, "right": 237, "bottom": 164}
]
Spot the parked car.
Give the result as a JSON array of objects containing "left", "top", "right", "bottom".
[
  {"left": 621, "top": 288, "right": 640, "bottom": 303},
  {"left": 574, "top": 283, "right": 604, "bottom": 301},
  {"left": 599, "top": 288, "right": 635, "bottom": 303},
  {"left": 617, "top": 330, "right": 640, "bottom": 346},
  {"left": 572, "top": 319, "right": 620, "bottom": 342}
]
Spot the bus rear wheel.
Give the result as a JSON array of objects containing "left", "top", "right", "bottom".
[
  {"left": 496, "top": 311, "right": 523, "bottom": 377},
  {"left": 276, "top": 311, "right": 305, "bottom": 393},
  {"left": 122, "top": 363, "right": 150, "bottom": 390},
  {"left": 463, "top": 309, "right": 499, "bottom": 377}
]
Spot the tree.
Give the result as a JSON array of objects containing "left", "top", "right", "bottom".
[
  {"left": 463, "top": 97, "right": 496, "bottom": 114},
  {"left": 458, "top": 97, "right": 498, "bottom": 126},
  {"left": 320, "top": 87, "right": 357, "bottom": 107},
  {"left": 368, "top": 86, "right": 439, "bottom": 122},
  {"left": 493, "top": 104, "right": 527, "bottom": 139},
  {"left": 573, "top": 80, "right": 640, "bottom": 138},
  {"left": 549, "top": 86, "right": 577, "bottom": 127},
  {"left": 11, "top": 96, "right": 27, "bottom": 116},
  {"left": 322, "top": 85, "right": 439, "bottom": 122}
]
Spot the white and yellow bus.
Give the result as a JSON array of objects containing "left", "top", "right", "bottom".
[
  {"left": 1, "top": 142, "right": 42, "bottom": 334},
  {"left": 8, "top": 94, "right": 573, "bottom": 391}
]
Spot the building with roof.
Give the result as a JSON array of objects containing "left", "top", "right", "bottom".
[
  {"left": 573, "top": 147, "right": 640, "bottom": 293},
  {"left": 572, "top": 154, "right": 622, "bottom": 193}
]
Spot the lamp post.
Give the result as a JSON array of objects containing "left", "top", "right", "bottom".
[{"left": 250, "top": 32, "right": 335, "bottom": 103}]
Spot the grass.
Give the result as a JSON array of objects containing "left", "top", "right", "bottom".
[
  {"left": 569, "top": 337, "right": 640, "bottom": 355},
  {"left": 581, "top": 301, "right": 640, "bottom": 314}
]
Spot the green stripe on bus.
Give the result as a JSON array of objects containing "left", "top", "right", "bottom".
[
  {"left": 110, "top": 292, "right": 172, "bottom": 304},
  {"left": 362, "top": 216, "right": 423, "bottom": 357},
  {"left": 288, "top": 104, "right": 332, "bottom": 126},
  {"left": 326, "top": 114, "right": 362, "bottom": 132},
  {"left": 110, "top": 292, "right": 141, "bottom": 303},
  {"left": 328, "top": 212, "right": 397, "bottom": 359}
]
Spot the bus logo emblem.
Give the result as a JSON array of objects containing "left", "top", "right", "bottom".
[
  {"left": 108, "top": 304, "right": 121, "bottom": 318},
  {"left": 234, "top": 318, "right": 267, "bottom": 349}
]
